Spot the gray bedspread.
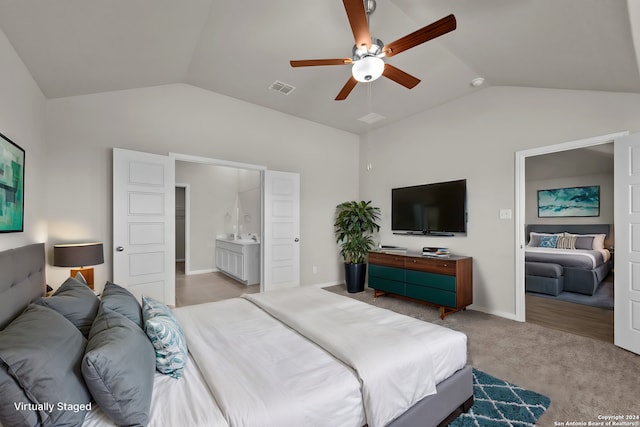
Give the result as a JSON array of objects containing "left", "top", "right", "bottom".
[{"left": 525, "top": 248, "right": 605, "bottom": 269}]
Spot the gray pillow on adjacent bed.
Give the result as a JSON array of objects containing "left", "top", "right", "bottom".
[
  {"left": 0, "top": 304, "right": 91, "bottom": 427},
  {"left": 575, "top": 235, "right": 595, "bottom": 250},
  {"left": 34, "top": 275, "right": 99, "bottom": 337},
  {"left": 82, "top": 304, "right": 155, "bottom": 426},
  {"left": 100, "top": 281, "right": 143, "bottom": 328}
]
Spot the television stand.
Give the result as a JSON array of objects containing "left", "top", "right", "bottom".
[{"left": 368, "top": 250, "right": 472, "bottom": 319}]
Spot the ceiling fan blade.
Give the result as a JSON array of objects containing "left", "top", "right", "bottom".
[
  {"left": 383, "top": 14, "right": 456, "bottom": 58},
  {"left": 343, "top": 0, "right": 371, "bottom": 50},
  {"left": 335, "top": 76, "right": 358, "bottom": 101},
  {"left": 383, "top": 64, "right": 420, "bottom": 89},
  {"left": 290, "top": 59, "right": 352, "bottom": 67}
]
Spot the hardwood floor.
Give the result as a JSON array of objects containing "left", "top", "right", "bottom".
[
  {"left": 175, "top": 262, "right": 259, "bottom": 307},
  {"left": 526, "top": 293, "right": 614, "bottom": 343}
]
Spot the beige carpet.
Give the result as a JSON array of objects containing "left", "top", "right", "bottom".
[{"left": 325, "top": 285, "right": 640, "bottom": 426}]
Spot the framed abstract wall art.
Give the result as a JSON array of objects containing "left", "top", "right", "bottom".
[
  {"left": 537, "top": 185, "right": 600, "bottom": 218},
  {"left": 0, "top": 132, "right": 25, "bottom": 232}
]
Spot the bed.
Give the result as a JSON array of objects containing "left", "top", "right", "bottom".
[
  {"left": 525, "top": 224, "right": 613, "bottom": 296},
  {"left": 0, "top": 243, "right": 473, "bottom": 427}
]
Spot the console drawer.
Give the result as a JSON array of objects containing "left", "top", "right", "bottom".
[
  {"left": 369, "top": 264, "right": 404, "bottom": 281},
  {"left": 368, "top": 276, "right": 405, "bottom": 295},
  {"left": 405, "top": 284, "right": 456, "bottom": 307},
  {"left": 405, "top": 257, "right": 456, "bottom": 275},
  {"left": 405, "top": 270, "right": 456, "bottom": 292},
  {"left": 368, "top": 252, "right": 405, "bottom": 268}
]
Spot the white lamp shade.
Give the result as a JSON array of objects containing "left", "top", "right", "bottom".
[{"left": 352, "top": 56, "right": 385, "bottom": 83}]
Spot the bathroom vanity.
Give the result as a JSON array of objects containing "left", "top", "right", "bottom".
[{"left": 215, "top": 238, "right": 260, "bottom": 285}]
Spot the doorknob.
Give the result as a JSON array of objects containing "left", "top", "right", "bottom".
[
  {"left": 116, "top": 246, "right": 124, "bottom": 252},
  {"left": 294, "top": 238, "right": 299, "bottom": 242}
]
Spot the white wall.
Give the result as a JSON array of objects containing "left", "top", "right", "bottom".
[
  {"left": 45, "top": 84, "right": 359, "bottom": 289},
  {"left": 359, "top": 86, "right": 640, "bottom": 318},
  {"left": 0, "top": 28, "right": 48, "bottom": 253}
]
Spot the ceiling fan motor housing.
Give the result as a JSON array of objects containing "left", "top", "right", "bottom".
[
  {"left": 352, "top": 37, "right": 384, "bottom": 60},
  {"left": 365, "top": 0, "right": 376, "bottom": 15}
]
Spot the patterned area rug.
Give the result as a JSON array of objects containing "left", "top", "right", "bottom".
[{"left": 450, "top": 369, "right": 551, "bottom": 427}]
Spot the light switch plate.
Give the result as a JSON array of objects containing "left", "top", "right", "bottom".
[{"left": 499, "top": 209, "right": 512, "bottom": 220}]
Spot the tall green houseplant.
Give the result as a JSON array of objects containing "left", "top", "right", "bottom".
[{"left": 334, "top": 201, "right": 381, "bottom": 292}]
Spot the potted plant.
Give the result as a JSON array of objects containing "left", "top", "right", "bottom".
[{"left": 334, "top": 200, "right": 381, "bottom": 293}]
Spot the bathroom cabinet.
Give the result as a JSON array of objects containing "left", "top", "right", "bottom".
[{"left": 215, "top": 239, "right": 260, "bottom": 285}]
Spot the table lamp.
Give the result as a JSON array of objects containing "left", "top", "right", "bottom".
[{"left": 53, "top": 242, "right": 104, "bottom": 289}]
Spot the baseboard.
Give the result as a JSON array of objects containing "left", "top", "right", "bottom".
[
  {"left": 186, "top": 268, "right": 216, "bottom": 276},
  {"left": 312, "top": 281, "right": 342, "bottom": 288},
  {"left": 468, "top": 304, "right": 520, "bottom": 322}
]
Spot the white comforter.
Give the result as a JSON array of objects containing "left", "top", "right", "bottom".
[
  {"left": 244, "top": 287, "right": 467, "bottom": 427},
  {"left": 174, "top": 298, "right": 366, "bottom": 427},
  {"left": 82, "top": 288, "right": 467, "bottom": 427}
]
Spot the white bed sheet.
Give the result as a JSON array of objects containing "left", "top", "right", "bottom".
[
  {"left": 173, "top": 298, "right": 366, "bottom": 427},
  {"left": 244, "top": 287, "right": 467, "bottom": 427},
  {"left": 525, "top": 246, "right": 610, "bottom": 266},
  {"left": 82, "top": 353, "right": 227, "bottom": 427}
]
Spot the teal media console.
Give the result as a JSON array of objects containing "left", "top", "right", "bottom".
[{"left": 368, "top": 251, "right": 473, "bottom": 319}]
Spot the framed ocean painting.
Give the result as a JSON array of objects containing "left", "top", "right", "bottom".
[
  {"left": 537, "top": 185, "right": 600, "bottom": 218},
  {"left": 0, "top": 132, "right": 25, "bottom": 232}
]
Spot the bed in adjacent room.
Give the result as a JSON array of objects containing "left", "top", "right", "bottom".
[
  {"left": 0, "top": 243, "right": 473, "bottom": 427},
  {"left": 525, "top": 224, "right": 613, "bottom": 296}
]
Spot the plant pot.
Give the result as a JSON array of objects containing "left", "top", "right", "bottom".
[{"left": 344, "top": 263, "right": 367, "bottom": 293}]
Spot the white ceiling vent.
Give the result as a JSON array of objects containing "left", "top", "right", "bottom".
[
  {"left": 357, "top": 112, "right": 386, "bottom": 124},
  {"left": 269, "top": 81, "right": 296, "bottom": 95}
]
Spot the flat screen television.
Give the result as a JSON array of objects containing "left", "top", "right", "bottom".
[{"left": 391, "top": 179, "right": 467, "bottom": 235}]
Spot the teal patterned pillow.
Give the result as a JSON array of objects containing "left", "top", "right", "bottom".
[
  {"left": 142, "top": 295, "right": 173, "bottom": 321},
  {"left": 141, "top": 296, "right": 187, "bottom": 379},
  {"left": 538, "top": 235, "right": 559, "bottom": 248}
]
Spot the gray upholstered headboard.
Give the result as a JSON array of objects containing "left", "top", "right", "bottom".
[
  {"left": 525, "top": 224, "right": 610, "bottom": 243},
  {"left": 0, "top": 243, "right": 46, "bottom": 329}
]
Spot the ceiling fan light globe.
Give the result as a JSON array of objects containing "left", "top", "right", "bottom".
[{"left": 352, "top": 56, "right": 384, "bottom": 83}]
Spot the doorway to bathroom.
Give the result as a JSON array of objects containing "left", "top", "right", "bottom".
[
  {"left": 175, "top": 161, "right": 261, "bottom": 275},
  {"left": 174, "top": 160, "right": 261, "bottom": 305}
]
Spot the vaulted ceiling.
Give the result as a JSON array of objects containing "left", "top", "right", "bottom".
[{"left": 1, "top": 0, "right": 639, "bottom": 134}]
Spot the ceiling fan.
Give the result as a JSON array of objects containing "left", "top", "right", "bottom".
[{"left": 290, "top": 0, "right": 456, "bottom": 100}]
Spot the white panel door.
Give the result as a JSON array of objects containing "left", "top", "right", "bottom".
[
  {"left": 113, "top": 148, "right": 175, "bottom": 305},
  {"left": 262, "top": 170, "right": 300, "bottom": 291},
  {"left": 614, "top": 132, "right": 640, "bottom": 355}
]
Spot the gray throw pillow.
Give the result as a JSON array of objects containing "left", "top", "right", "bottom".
[
  {"left": 100, "top": 281, "right": 143, "bottom": 328},
  {"left": 575, "top": 235, "right": 595, "bottom": 250},
  {"left": 82, "top": 305, "right": 155, "bottom": 426},
  {"left": 0, "top": 304, "right": 91, "bottom": 427},
  {"left": 0, "top": 360, "right": 37, "bottom": 427},
  {"left": 73, "top": 271, "right": 89, "bottom": 286},
  {"left": 34, "top": 275, "right": 99, "bottom": 337}
]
